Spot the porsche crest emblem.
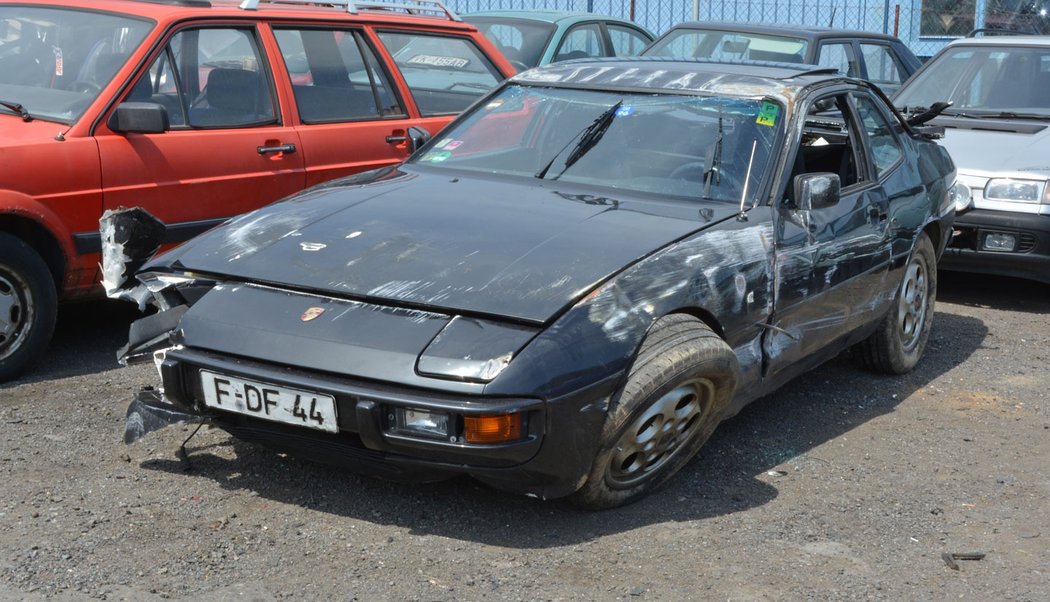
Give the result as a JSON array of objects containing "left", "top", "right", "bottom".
[{"left": 300, "top": 307, "right": 325, "bottom": 322}]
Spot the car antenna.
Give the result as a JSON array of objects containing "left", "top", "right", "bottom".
[
  {"left": 828, "top": 7, "right": 836, "bottom": 27},
  {"left": 737, "top": 139, "right": 758, "bottom": 222}
]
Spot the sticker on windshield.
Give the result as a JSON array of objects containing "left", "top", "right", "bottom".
[
  {"left": 407, "top": 55, "right": 470, "bottom": 69},
  {"left": 756, "top": 101, "right": 780, "bottom": 127},
  {"left": 445, "top": 140, "right": 464, "bottom": 150},
  {"left": 434, "top": 138, "right": 453, "bottom": 149},
  {"left": 53, "top": 47, "right": 64, "bottom": 77},
  {"left": 427, "top": 151, "right": 453, "bottom": 163}
]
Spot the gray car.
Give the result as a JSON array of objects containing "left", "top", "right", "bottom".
[{"left": 894, "top": 36, "right": 1050, "bottom": 284}]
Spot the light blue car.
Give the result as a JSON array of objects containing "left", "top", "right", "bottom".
[{"left": 463, "top": 10, "right": 654, "bottom": 71}]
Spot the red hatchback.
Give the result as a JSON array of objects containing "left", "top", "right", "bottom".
[{"left": 0, "top": 0, "right": 514, "bottom": 380}]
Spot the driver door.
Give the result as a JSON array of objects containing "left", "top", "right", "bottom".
[{"left": 765, "top": 91, "right": 891, "bottom": 377}]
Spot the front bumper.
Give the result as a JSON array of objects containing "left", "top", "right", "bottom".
[
  {"left": 940, "top": 209, "right": 1050, "bottom": 284},
  {"left": 131, "top": 346, "right": 617, "bottom": 499}
]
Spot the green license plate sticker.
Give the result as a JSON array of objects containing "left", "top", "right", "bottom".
[{"left": 756, "top": 101, "right": 780, "bottom": 126}]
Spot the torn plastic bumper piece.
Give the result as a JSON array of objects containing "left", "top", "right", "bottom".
[
  {"left": 117, "top": 305, "right": 187, "bottom": 365},
  {"left": 124, "top": 387, "right": 208, "bottom": 445},
  {"left": 99, "top": 207, "right": 166, "bottom": 305}
]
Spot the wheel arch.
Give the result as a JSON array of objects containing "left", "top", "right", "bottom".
[{"left": 0, "top": 198, "right": 72, "bottom": 293}]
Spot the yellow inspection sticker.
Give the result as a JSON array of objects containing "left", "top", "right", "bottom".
[{"left": 756, "top": 101, "right": 780, "bottom": 126}]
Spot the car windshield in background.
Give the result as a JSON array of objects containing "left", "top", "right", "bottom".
[
  {"left": 464, "top": 17, "right": 555, "bottom": 69},
  {"left": 895, "top": 45, "right": 1050, "bottom": 118},
  {"left": 0, "top": 7, "right": 152, "bottom": 123},
  {"left": 644, "top": 29, "right": 809, "bottom": 64},
  {"left": 411, "top": 85, "right": 780, "bottom": 204}
]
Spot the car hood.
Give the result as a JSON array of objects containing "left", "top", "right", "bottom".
[
  {"left": 153, "top": 167, "right": 733, "bottom": 323},
  {"left": 938, "top": 118, "right": 1050, "bottom": 177}
]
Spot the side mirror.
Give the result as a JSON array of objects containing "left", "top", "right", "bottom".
[
  {"left": 407, "top": 126, "right": 431, "bottom": 152},
  {"left": 794, "top": 172, "right": 841, "bottom": 210},
  {"left": 108, "top": 102, "right": 169, "bottom": 134}
]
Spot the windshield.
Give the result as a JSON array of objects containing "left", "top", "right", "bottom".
[
  {"left": 895, "top": 45, "right": 1050, "bottom": 117},
  {"left": 410, "top": 85, "right": 782, "bottom": 204},
  {"left": 644, "top": 28, "right": 809, "bottom": 64},
  {"left": 0, "top": 7, "right": 152, "bottom": 123},
  {"left": 464, "top": 17, "right": 556, "bottom": 69}
]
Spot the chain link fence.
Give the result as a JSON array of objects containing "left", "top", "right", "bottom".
[{"left": 445, "top": 0, "right": 1050, "bottom": 59}]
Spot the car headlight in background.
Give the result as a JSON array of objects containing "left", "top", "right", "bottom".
[
  {"left": 983, "top": 178, "right": 1045, "bottom": 203},
  {"left": 950, "top": 181, "right": 972, "bottom": 212}
]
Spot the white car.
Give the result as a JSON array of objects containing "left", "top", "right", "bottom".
[{"left": 894, "top": 36, "right": 1050, "bottom": 284}]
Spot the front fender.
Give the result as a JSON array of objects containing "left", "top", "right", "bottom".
[{"left": 0, "top": 190, "right": 76, "bottom": 271}]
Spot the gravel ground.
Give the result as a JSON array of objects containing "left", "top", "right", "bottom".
[{"left": 1, "top": 272, "right": 1048, "bottom": 601}]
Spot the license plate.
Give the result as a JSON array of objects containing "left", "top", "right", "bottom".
[{"left": 200, "top": 371, "right": 338, "bottom": 433}]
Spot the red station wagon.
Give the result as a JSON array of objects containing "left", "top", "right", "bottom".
[{"left": 0, "top": 0, "right": 514, "bottom": 381}]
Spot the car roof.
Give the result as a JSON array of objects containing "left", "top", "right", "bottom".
[
  {"left": 945, "top": 35, "right": 1050, "bottom": 47},
  {"left": 463, "top": 10, "right": 632, "bottom": 26},
  {"left": 668, "top": 21, "right": 903, "bottom": 42},
  {"left": 29, "top": 0, "right": 476, "bottom": 30},
  {"left": 512, "top": 57, "right": 845, "bottom": 101}
]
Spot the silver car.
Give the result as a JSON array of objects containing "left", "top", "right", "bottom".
[{"left": 894, "top": 36, "right": 1050, "bottom": 284}]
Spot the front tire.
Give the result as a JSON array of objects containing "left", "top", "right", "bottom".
[
  {"left": 854, "top": 232, "right": 937, "bottom": 375},
  {"left": 570, "top": 314, "right": 738, "bottom": 510},
  {"left": 0, "top": 233, "right": 57, "bottom": 382}
]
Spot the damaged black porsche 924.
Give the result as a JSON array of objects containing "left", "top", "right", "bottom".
[{"left": 103, "top": 59, "right": 956, "bottom": 509}]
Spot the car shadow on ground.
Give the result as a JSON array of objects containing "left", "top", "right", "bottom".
[
  {"left": 138, "top": 307, "right": 988, "bottom": 546},
  {"left": 938, "top": 271, "right": 1050, "bottom": 314},
  {"left": 1, "top": 299, "right": 140, "bottom": 388}
]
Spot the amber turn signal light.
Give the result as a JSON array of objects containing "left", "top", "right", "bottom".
[{"left": 463, "top": 413, "right": 521, "bottom": 444}]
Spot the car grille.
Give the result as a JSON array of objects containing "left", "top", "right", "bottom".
[{"left": 1018, "top": 232, "right": 1037, "bottom": 253}]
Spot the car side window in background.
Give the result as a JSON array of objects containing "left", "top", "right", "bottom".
[
  {"left": 607, "top": 25, "right": 650, "bottom": 57},
  {"left": 132, "top": 28, "right": 276, "bottom": 129},
  {"left": 376, "top": 31, "right": 501, "bottom": 116},
  {"left": 274, "top": 28, "right": 403, "bottom": 123},
  {"left": 554, "top": 24, "right": 604, "bottom": 62},
  {"left": 817, "top": 42, "right": 860, "bottom": 77},
  {"left": 854, "top": 94, "right": 904, "bottom": 177},
  {"left": 859, "top": 43, "right": 905, "bottom": 93}
]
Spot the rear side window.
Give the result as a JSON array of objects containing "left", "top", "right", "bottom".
[
  {"left": 274, "top": 27, "right": 403, "bottom": 123},
  {"left": 554, "top": 24, "right": 604, "bottom": 62},
  {"left": 817, "top": 42, "right": 860, "bottom": 77},
  {"left": 860, "top": 43, "right": 905, "bottom": 94},
  {"left": 129, "top": 27, "right": 276, "bottom": 128},
  {"left": 607, "top": 24, "right": 650, "bottom": 57},
  {"left": 376, "top": 31, "right": 501, "bottom": 116},
  {"left": 853, "top": 94, "right": 903, "bottom": 178}
]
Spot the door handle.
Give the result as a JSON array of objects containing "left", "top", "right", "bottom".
[
  {"left": 385, "top": 135, "right": 407, "bottom": 144},
  {"left": 257, "top": 143, "right": 296, "bottom": 155}
]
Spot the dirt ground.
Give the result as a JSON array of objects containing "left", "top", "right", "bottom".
[{"left": 1, "top": 271, "right": 1047, "bottom": 601}]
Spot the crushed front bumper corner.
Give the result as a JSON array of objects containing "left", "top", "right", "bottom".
[{"left": 124, "top": 387, "right": 209, "bottom": 445}]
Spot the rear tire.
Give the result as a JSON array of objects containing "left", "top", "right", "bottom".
[
  {"left": 0, "top": 233, "right": 57, "bottom": 382},
  {"left": 854, "top": 232, "right": 937, "bottom": 375},
  {"left": 570, "top": 314, "right": 738, "bottom": 510}
]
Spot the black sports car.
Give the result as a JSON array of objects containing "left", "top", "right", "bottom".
[{"left": 105, "top": 58, "right": 956, "bottom": 509}]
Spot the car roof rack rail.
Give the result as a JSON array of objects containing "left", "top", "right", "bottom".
[
  {"left": 238, "top": 0, "right": 461, "bottom": 21},
  {"left": 967, "top": 28, "right": 1033, "bottom": 37}
]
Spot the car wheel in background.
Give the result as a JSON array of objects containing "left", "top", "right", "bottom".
[
  {"left": 0, "top": 233, "right": 57, "bottom": 382},
  {"left": 854, "top": 232, "right": 937, "bottom": 375},
  {"left": 570, "top": 314, "right": 738, "bottom": 510}
]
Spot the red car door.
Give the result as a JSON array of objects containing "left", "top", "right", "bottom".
[{"left": 96, "top": 24, "right": 304, "bottom": 241}]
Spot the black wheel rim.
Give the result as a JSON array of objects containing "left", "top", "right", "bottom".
[
  {"left": 0, "top": 269, "right": 32, "bottom": 361},
  {"left": 606, "top": 378, "right": 713, "bottom": 489}
]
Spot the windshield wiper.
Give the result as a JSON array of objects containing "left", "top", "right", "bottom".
[
  {"left": 703, "top": 108, "right": 723, "bottom": 199},
  {"left": 0, "top": 99, "right": 32, "bottom": 122},
  {"left": 535, "top": 100, "right": 623, "bottom": 180},
  {"left": 975, "top": 111, "right": 1050, "bottom": 121}
]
